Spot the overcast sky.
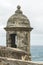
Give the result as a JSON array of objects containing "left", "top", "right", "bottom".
[{"left": 0, "top": 0, "right": 43, "bottom": 46}]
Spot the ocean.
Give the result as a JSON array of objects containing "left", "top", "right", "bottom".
[{"left": 31, "top": 46, "right": 43, "bottom": 61}]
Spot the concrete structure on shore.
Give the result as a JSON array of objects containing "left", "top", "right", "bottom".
[{"left": 0, "top": 5, "right": 43, "bottom": 65}]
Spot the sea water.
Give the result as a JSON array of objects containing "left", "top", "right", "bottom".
[{"left": 31, "top": 46, "right": 43, "bottom": 61}]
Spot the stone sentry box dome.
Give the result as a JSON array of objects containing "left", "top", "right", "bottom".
[
  {"left": 4, "top": 5, "right": 33, "bottom": 54},
  {"left": 7, "top": 5, "right": 30, "bottom": 27}
]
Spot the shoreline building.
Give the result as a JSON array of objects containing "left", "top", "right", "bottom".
[
  {"left": 4, "top": 5, "right": 33, "bottom": 60},
  {"left": 1, "top": 6, "right": 42, "bottom": 65}
]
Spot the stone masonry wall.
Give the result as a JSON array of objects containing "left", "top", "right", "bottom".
[{"left": 0, "top": 57, "right": 43, "bottom": 65}]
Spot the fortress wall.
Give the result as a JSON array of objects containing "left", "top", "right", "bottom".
[{"left": 0, "top": 57, "right": 43, "bottom": 65}]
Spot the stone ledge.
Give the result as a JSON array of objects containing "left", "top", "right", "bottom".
[
  {"left": 0, "top": 57, "right": 43, "bottom": 65},
  {"left": 0, "top": 46, "right": 31, "bottom": 60},
  {"left": 0, "top": 46, "right": 28, "bottom": 54},
  {"left": 4, "top": 27, "right": 33, "bottom": 31}
]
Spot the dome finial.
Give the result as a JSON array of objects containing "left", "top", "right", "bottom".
[
  {"left": 17, "top": 5, "right": 21, "bottom": 10},
  {"left": 15, "top": 5, "right": 22, "bottom": 14}
]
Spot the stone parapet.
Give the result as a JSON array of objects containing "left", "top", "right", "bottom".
[
  {"left": 0, "top": 46, "right": 31, "bottom": 60},
  {"left": 0, "top": 57, "right": 43, "bottom": 65}
]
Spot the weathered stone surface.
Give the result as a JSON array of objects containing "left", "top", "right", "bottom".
[
  {"left": 0, "top": 46, "right": 31, "bottom": 60},
  {"left": 0, "top": 57, "right": 43, "bottom": 65},
  {"left": 4, "top": 5, "right": 33, "bottom": 61}
]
